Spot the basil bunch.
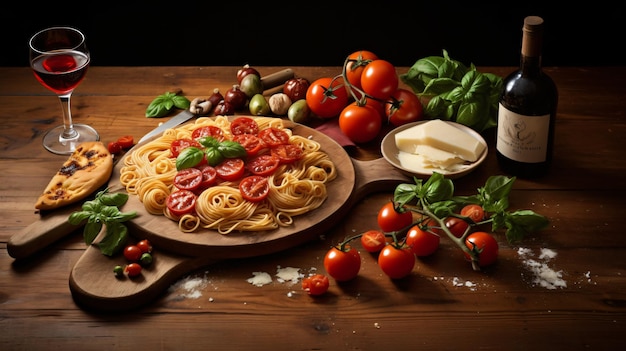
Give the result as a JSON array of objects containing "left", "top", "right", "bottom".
[
  {"left": 176, "top": 136, "right": 246, "bottom": 170},
  {"left": 146, "top": 91, "right": 191, "bottom": 118},
  {"left": 400, "top": 50, "right": 503, "bottom": 132}
]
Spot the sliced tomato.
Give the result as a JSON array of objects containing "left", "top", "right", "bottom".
[
  {"left": 239, "top": 175, "right": 270, "bottom": 202},
  {"left": 233, "top": 133, "right": 266, "bottom": 157},
  {"left": 215, "top": 158, "right": 246, "bottom": 181},
  {"left": 230, "top": 116, "right": 259, "bottom": 136},
  {"left": 173, "top": 167, "right": 203, "bottom": 191},
  {"left": 270, "top": 144, "right": 303, "bottom": 164},
  {"left": 116, "top": 135, "right": 134, "bottom": 149},
  {"left": 170, "top": 138, "right": 202, "bottom": 157},
  {"left": 247, "top": 154, "right": 281, "bottom": 176},
  {"left": 197, "top": 164, "right": 218, "bottom": 189},
  {"left": 258, "top": 127, "right": 290, "bottom": 147},
  {"left": 166, "top": 189, "right": 197, "bottom": 216},
  {"left": 192, "top": 125, "right": 225, "bottom": 141}
]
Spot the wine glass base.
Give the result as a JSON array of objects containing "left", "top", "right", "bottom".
[{"left": 42, "top": 124, "right": 100, "bottom": 155}]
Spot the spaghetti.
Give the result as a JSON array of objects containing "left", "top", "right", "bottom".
[{"left": 119, "top": 116, "right": 337, "bottom": 234}]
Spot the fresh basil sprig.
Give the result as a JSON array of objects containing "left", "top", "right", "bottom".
[
  {"left": 400, "top": 50, "right": 503, "bottom": 132},
  {"left": 146, "top": 91, "right": 191, "bottom": 118},
  {"left": 68, "top": 189, "right": 138, "bottom": 256},
  {"left": 176, "top": 136, "right": 247, "bottom": 170}
]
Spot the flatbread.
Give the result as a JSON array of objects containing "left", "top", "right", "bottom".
[{"left": 35, "top": 141, "right": 113, "bottom": 210}]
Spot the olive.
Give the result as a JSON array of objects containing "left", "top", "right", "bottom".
[
  {"left": 248, "top": 94, "right": 270, "bottom": 116},
  {"left": 287, "top": 99, "right": 310, "bottom": 124},
  {"left": 240, "top": 74, "right": 263, "bottom": 98}
]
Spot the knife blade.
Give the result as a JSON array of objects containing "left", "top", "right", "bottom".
[{"left": 138, "top": 68, "right": 295, "bottom": 144}]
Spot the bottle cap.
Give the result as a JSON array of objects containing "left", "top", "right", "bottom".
[{"left": 522, "top": 16, "right": 544, "bottom": 57}]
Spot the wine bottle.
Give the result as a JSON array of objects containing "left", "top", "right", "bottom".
[{"left": 496, "top": 16, "right": 558, "bottom": 178}]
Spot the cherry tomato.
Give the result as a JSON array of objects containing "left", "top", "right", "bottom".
[
  {"left": 170, "top": 138, "right": 202, "bottom": 158},
  {"left": 247, "top": 154, "right": 280, "bottom": 176},
  {"left": 461, "top": 204, "right": 486, "bottom": 223},
  {"left": 116, "top": 135, "right": 134, "bottom": 149},
  {"left": 377, "top": 201, "right": 413, "bottom": 232},
  {"left": 360, "top": 59, "right": 399, "bottom": 100},
  {"left": 445, "top": 217, "right": 470, "bottom": 238},
  {"left": 107, "top": 141, "right": 122, "bottom": 155},
  {"left": 197, "top": 164, "right": 218, "bottom": 189},
  {"left": 173, "top": 167, "right": 203, "bottom": 191},
  {"left": 125, "top": 262, "right": 142, "bottom": 277},
  {"left": 360, "top": 230, "right": 387, "bottom": 253},
  {"left": 464, "top": 231, "right": 499, "bottom": 267},
  {"left": 192, "top": 125, "right": 225, "bottom": 141},
  {"left": 230, "top": 116, "right": 259, "bottom": 135},
  {"left": 345, "top": 50, "right": 378, "bottom": 90},
  {"left": 123, "top": 245, "right": 142, "bottom": 262},
  {"left": 405, "top": 224, "right": 440, "bottom": 257},
  {"left": 270, "top": 144, "right": 303, "bottom": 164},
  {"left": 239, "top": 175, "right": 270, "bottom": 202},
  {"left": 338, "top": 102, "right": 382, "bottom": 144},
  {"left": 385, "top": 88, "right": 424, "bottom": 127},
  {"left": 378, "top": 245, "right": 415, "bottom": 279},
  {"left": 215, "top": 158, "right": 246, "bottom": 181},
  {"left": 258, "top": 127, "right": 290, "bottom": 147},
  {"left": 301, "top": 273, "right": 330, "bottom": 296},
  {"left": 233, "top": 133, "right": 266, "bottom": 157},
  {"left": 323, "top": 245, "right": 361, "bottom": 282},
  {"left": 306, "top": 77, "right": 349, "bottom": 118},
  {"left": 224, "top": 85, "right": 248, "bottom": 110},
  {"left": 283, "top": 77, "right": 310, "bottom": 102},
  {"left": 166, "top": 189, "right": 197, "bottom": 217},
  {"left": 136, "top": 239, "right": 152, "bottom": 254}
]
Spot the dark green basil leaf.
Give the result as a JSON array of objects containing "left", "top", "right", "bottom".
[
  {"left": 197, "top": 136, "right": 220, "bottom": 148},
  {"left": 172, "top": 94, "right": 191, "bottom": 109},
  {"left": 176, "top": 146, "right": 204, "bottom": 170},
  {"left": 205, "top": 147, "right": 224, "bottom": 166},
  {"left": 218, "top": 140, "right": 247, "bottom": 158},
  {"left": 68, "top": 211, "right": 91, "bottom": 225},
  {"left": 83, "top": 221, "right": 103, "bottom": 245},
  {"left": 97, "top": 192, "right": 129, "bottom": 207},
  {"left": 98, "top": 222, "right": 129, "bottom": 256}
]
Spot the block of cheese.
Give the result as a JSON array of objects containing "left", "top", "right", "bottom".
[
  {"left": 394, "top": 119, "right": 485, "bottom": 162},
  {"left": 414, "top": 145, "right": 465, "bottom": 169}
]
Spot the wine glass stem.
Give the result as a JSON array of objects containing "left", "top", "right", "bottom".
[{"left": 58, "top": 93, "right": 78, "bottom": 140}]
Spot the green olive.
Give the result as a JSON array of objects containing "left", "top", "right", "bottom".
[
  {"left": 240, "top": 74, "right": 263, "bottom": 98},
  {"left": 288, "top": 99, "right": 310, "bottom": 124},
  {"left": 249, "top": 94, "right": 270, "bottom": 116}
]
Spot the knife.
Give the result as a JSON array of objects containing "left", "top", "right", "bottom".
[{"left": 138, "top": 68, "right": 295, "bottom": 144}]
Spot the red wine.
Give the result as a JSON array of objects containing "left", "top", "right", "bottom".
[
  {"left": 496, "top": 16, "right": 558, "bottom": 178},
  {"left": 31, "top": 50, "right": 89, "bottom": 95}
]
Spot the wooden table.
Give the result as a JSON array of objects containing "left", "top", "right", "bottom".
[{"left": 1, "top": 66, "right": 625, "bottom": 350}]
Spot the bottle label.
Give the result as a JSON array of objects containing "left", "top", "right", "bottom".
[{"left": 496, "top": 104, "right": 550, "bottom": 163}]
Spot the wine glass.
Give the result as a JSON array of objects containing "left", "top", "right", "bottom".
[{"left": 29, "top": 26, "right": 99, "bottom": 155}]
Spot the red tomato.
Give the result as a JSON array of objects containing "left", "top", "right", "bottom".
[
  {"left": 239, "top": 175, "right": 270, "bottom": 202},
  {"left": 192, "top": 125, "right": 225, "bottom": 141},
  {"left": 230, "top": 116, "right": 259, "bottom": 135},
  {"left": 197, "top": 164, "right": 218, "bottom": 189},
  {"left": 360, "top": 59, "right": 399, "bottom": 100},
  {"left": 125, "top": 262, "right": 142, "bottom": 277},
  {"left": 464, "top": 231, "right": 499, "bottom": 267},
  {"left": 405, "top": 224, "right": 440, "bottom": 257},
  {"left": 360, "top": 230, "right": 387, "bottom": 253},
  {"left": 445, "top": 217, "right": 470, "bottom": 238},
  {"left": 378, "top": 245, "right": 416, "bottom": 279},
  {"left": 123, "top": 245, "right": 142, "bottom": 262},
  {"left": 377, "top": 201, "right": 413, "bottom": 232},
  {"left": 107, "top": 141, "right": 122, "bottom": 155},
  {"left": 338, "top": 102, "right": 382, "bottom": 144},
  {"left": 173, "top": 167, "right": 203, "bottom": 191},
  {"left": 306, "top": 77, "right": 349, "bottom": 118},
  {"left": 270, "top": 144, "right": 303, "bottom": 164},
  {"left": 302, "top": 273, "right": 330, "bottom": 296},
  {"left": 247, "top": 154, "right": 280, "bottom": 176},
  {"left": 166, "top": 189, "right": 197, "bottom": 216},
  {"left": 323, "top": 245, "right": 361, "bottom": 282},
  {"left": 345, "top": 50, "right": 378, "bottom": 90},
  {"left": 258, "top": 127, "right": 290, "bottom": 147},
  {"left": 215, "top": 158, "right": 246, "bottom": 181},
  {"left": 116, "top": 135, "right": 134, "bottom": 149},
  {"left": 461, "top": 204, "right": 486, "bottom": 223},
  {"left": 385, "top": 88, "right": 424, "bottom": 127},
  {"left": 170, "top": 138, "right": 202, "bottom": 158},
  {"left": 136, "top": 239, "right": 152, "bottom": 254},
  {"left": 233, "top": 133, "right": 266, "bottom": 157}
]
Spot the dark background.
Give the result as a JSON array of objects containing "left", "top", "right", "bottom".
[{"left": 3, "top": 2, "right": 625, "bottom": 67}]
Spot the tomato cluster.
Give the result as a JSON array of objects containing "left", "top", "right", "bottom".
[
  {"left": 114, "top": 239, "right": 153, "bottom": 278},
  {"left": 305, "top": 50, "right": 424, "bottom": 144},
  {"left": 107, "top": 135, "right": 134, "bottom": 155}
]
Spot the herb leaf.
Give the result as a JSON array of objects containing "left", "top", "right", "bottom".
[{"left": 146, "top": 92, "right": 191, "bottom": 118}]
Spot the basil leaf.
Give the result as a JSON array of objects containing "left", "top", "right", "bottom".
[
  {"left": 146, "top": 92, "right": 190, "bottom": 118},
  {"left": 172, "top": 94, "right": 191, "bottom": 109},
  {"left": 83, "top": 221, "right": 103, "bottom": 245},
  {"left": 205, "top": 147, "right": 225, "bottom": 166},
  {"left": 68, "top": 211, "right": 91, "bottom": 225},
  {"left": 98, "top": 222, "right": 129, "bottom": 256},
  {"left": 218, "top": 140, "right": 247, "bottom": 158},
  {"left": 97, "top": 192, "right": 129, "bottom": 207},
  {"left": 176, "top": 146, "right": 204, "bottom": 170},
  {"left": 197, "top": 136, "right": 220, "bottom": 148}
]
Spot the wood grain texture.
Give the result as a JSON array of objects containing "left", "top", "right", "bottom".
[{"left": 1, "top": 66, "right": 625, "bottom": 350}]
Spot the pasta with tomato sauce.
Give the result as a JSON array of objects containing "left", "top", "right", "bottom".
[{"left": 119, "top": 116, "right": 337, "bottom": 234}]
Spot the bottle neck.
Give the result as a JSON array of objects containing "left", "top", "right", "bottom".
[{"left": 520, "top": 54, "right": 542, "bottom": 75}]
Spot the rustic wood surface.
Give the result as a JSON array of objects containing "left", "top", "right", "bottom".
[{"left": 1, "top": 66, "right": 625, "bottom": 350}]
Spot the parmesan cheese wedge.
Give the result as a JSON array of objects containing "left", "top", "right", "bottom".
[{"left": 394, "top": 119, "right": 485, "bottom": 162}]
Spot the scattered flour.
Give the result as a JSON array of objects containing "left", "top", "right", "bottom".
[
  {"left": 518, "top": 247, "right": 567, "bottom": 289},
  {"left": 168, "top": 274, "right": 210, "bottom": 299}
]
